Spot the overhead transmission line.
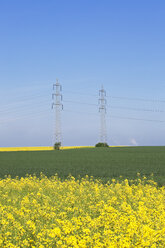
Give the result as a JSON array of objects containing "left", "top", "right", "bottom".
[
  {"left": 109, "top": 106, "right": 164, "bottom": 113},
  {"left": 63, "top": 90, "right": 165, "bottom": 103},
  {"left": 63, "top": 100, "right": 97, "bottom": 106},
  {"left": 63, "top": 109, "right": 165, "bottom": 123},
  {"left": 0, "top": 99, "right": 164, "bottom": 125},
  {"left": 0, "top": 93, "right": 49, "bottom": 109},
  {"left": 0, "top": 99, "right": 50, "bottom": 115},
  {"left": 2, "top": 98, "right": 164, "bottom": 117},
  {"left": 1, "top": 89, "right": 164, "bottom": 114},
  {"left": 2, "top": 89, "right": 164, "bottom": 108},
  {"left": 109, "top": 115, "right": 165, "bottom": 123},
  {"left": 0, "top": 86, "right": 164, "bottom": 125},
  {"left": 2, "top": 107, "right": 164, "bottom": 125},
  {"left": 63, "top": 100, "right": 164, "bottom": 113},
  {"left": 110, "top": 95, "right": 165, "bottom": 103},
  {"left": 0, "top": 110, "right": 48, "bottom": 125}
]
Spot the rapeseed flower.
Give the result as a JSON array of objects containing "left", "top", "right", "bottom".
[{"left": 0, "top": 175, "right": 164, "bottom": 247}]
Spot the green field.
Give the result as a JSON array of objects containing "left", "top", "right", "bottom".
[{"left": 0, "top": 146, "right": 165, "bottom": 185}]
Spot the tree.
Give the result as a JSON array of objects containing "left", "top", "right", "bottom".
[
  {"left": 54, "top": 142, "right": 61, "bottom": 150},
  {"left": 95, "top": 142, "right": 109, "bottom": 147}
]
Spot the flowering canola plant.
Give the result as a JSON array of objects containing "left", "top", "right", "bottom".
[
  {"left": 0, "top": 146, "right": 94, "bottom": 152},
  {"left": 0, "top": 175, "right": 165, "bottom": 247},
  {"left": 0, "top": 146, "right": 125, "bottom": 152}
]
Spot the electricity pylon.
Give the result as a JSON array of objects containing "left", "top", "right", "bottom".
[
  {"left": 99, "top": 85, "right": 107, "bottom": 143},
  {"left": 52, "top": 79, "right": 63, "bottom": 145}
]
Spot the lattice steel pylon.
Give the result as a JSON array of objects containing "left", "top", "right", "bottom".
[
  {"left": 52, "top": 79, "right": 63, "bottom": 145},
  {"left": 99, "top": 85, "right": 107, "bottom": 143}
]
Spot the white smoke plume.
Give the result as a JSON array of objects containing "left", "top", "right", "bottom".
[{"left": 130, "top": 138, "right": 138, "bottom": 146}]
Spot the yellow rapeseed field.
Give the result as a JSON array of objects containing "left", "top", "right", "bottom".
[
  {"left": 0, "top": 146, "right": 125, "bottom": 152},
  {"left": 0, "top": 146, "right": 94, "bottom": 152},
  {"left": 0, "top": 175, "right": 165, "bottom": 247}
]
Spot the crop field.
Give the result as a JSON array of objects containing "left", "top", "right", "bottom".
[
  {"left": 0, "top": 146, "right": 165, "bottom": 185},
  {"left": 1, "top": 175, "right": 165, "bottom": 247},
  {"left": 0, "top": 146, "right": 165, "bottom": 247}
]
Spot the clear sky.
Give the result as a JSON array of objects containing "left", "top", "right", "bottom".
[{"left": 0, "top": 0, "right": 165, "bottom": 147}]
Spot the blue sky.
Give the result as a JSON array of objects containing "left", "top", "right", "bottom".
[{"left": 0, "top": 0, "right": 165, "bottom": 146}]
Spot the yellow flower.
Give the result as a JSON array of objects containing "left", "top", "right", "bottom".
[{"left": 0, "top": 175, "right": 165, "bottom": 247}]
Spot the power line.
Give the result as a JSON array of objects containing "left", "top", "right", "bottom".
[
  {"left": 110, "top": 115, "right": 165, "bottom": 123},
  {"left": 110, "top": 95, "right": 165, "bottom": 103},
  {"left": 0, "top": 97, "right": 164, "bottom": 125},
  {"left": 1, "top": 98, "right": 164, "bottom": 116},
  {"left": 0, "top": 86, "right": 164, "bottom": 126},
  {"left": 1, "top": 89, "right": 165, "bottom": 111},
  {"left": 109, "top": 105, "right": 165, "bottom": 113},
  {"left": 63, "top": 109, "right": 164, "bottom": 123},
  {"left": 0, "top": 110, "right": 48, "bottom": 124},
  {"left": 0, "top": 93, "right": 49, "bottom": 109},
  {"left": 63, "top": 90, "right": 97, "bottom": 97},
  {"left": 64, "top": 100, "right": 165, "bottom": 113},
  {"left": 63, "top": 100, "right": 97, "bottom": 106},
  {"left": 0, "top": 106, "right": 164, "bottom": 125},
  {"left": 63, "top": 90, "right": 165, "bottom": 103},
  {"left": 1, "top": 89, "right": 164, "bottom": 115},
  {"left": 63, "top": 109, "right": 97, "bottom": 116},
  {"left": 0, "top": 99, "right": 50, "bottom": 115}
]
